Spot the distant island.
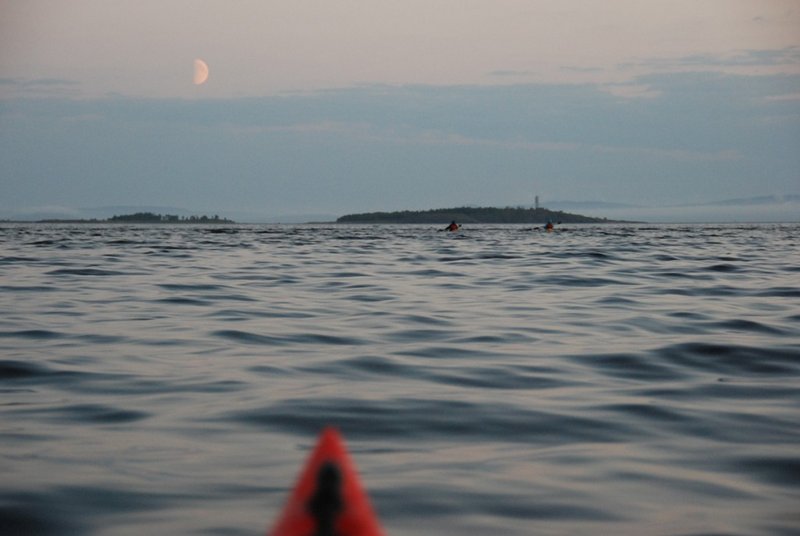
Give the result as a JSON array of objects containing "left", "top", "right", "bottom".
[
  {"left": 36, "top": 212, "right": 235, "bottom": 224},
  {"left": 337, "top": 206, "right": 617, "bottom": 224}
]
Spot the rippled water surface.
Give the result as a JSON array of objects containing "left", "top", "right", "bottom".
[{"left": 1, "top": 223, "right": 799, "bottom": 535}]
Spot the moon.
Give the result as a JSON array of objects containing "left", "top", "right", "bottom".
[{"left": 193, "top": 58, "right": 209, "bottom": 85}]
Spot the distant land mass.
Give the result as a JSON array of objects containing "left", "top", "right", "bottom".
[
  {"left": 35, "top": 212, "right": 235, "bottom": 224},
  {"left": 336, "top": 206, "right": 619, "bottom": 224},
  {"left": 2, "top": 194, "right": 795, "bottom": 224}
]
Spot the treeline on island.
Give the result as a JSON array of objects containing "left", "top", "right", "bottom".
[
  {"left": 337, "top": 206, "right": 615, "bottom": 224},
  {"left": 37, "top": 212, "right": 235, "bottom": 224},
  {"left": 108, "top": 212, "right": 234, "bottom": 224}
]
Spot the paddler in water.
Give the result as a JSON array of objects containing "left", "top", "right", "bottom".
[
  {"left": 444, "top": 220, "right": 461, "bottom": 232},
  {"left": 544, "top": 221, "right": 554, "bottom": 232}
]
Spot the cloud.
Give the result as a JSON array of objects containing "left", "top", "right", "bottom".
[
  {"left": 560, "top": 66, "right": 606, "bottom": 74},
  {"left": 580, "top": 198, "right": 800, "bottom": 224},
  {"left": 679, "top": 47, "right": 800, "bottom": 68},
  {"left": 600, "top": 83, "right": 662, "bottom": 99},
  {"left": 0, "top": 77, "right": 81, "bottom": 98},
  {"left": 486, "top": 70, "right": 536, "bottom": 79},
  {"left": 27, "top": 78, "right": 79, "bottom": 86},
  {"left": 622, "top": 47, "right": 800, "bottom": 75},
  {"left": 766, "top": 92, "right": 800, "bottom": 102}
]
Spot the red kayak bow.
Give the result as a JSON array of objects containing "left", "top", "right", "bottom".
[{"left": 269, "top": 427, "right": 385, "bottom": 536}]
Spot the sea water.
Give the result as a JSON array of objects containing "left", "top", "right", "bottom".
[{"left": 1, "top": 223, "right": 798, "bottom": 535}]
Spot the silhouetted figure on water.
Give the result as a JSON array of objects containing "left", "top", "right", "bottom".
[{"left": 308, "top": 462, "right": 343, "bottom": 536}]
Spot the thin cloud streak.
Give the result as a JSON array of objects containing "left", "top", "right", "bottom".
[{"left": 332, "top": 125, "right": 742, "bottom": 163}]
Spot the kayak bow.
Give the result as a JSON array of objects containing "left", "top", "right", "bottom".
[{"left": 269, "top": 427, "right": 385, "bottom": 536}]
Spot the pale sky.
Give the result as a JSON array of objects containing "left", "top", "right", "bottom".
[{"left": 1, "top": 1, "right": 799, "bottom": 221}]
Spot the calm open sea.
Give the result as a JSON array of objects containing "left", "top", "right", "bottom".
[{"left": 1, "top": 223, "right": 799, "bottom": 536}]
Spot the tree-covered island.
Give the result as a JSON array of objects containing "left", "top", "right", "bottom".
[
  {"left": 108, "top": 212, "right": 235, "bottom": 224},
  {"left": 337, "top": 206, "right": 617, "bottom": 224},
  {"left": 37, "top": 212, "right": 235, "bottom": 224}
]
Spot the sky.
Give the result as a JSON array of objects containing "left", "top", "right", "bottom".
[{"left": 1, "top": 0, "right": 799, "bottom": 222}]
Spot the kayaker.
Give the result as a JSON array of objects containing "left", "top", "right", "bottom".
[
  {"left": 444, "top": 221, "right": 460, "bottom": 232},
  {"left": 544, "top": 221, "right": 554, "bottom": 232}
]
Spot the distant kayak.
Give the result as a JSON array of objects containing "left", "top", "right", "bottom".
[{"left": 269, "top": 427, "right": 385, "bottom": 536}]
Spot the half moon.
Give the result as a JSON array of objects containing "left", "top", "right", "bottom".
[{"left": 193, "top": 58, "right": 209, "bottom": 85}]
